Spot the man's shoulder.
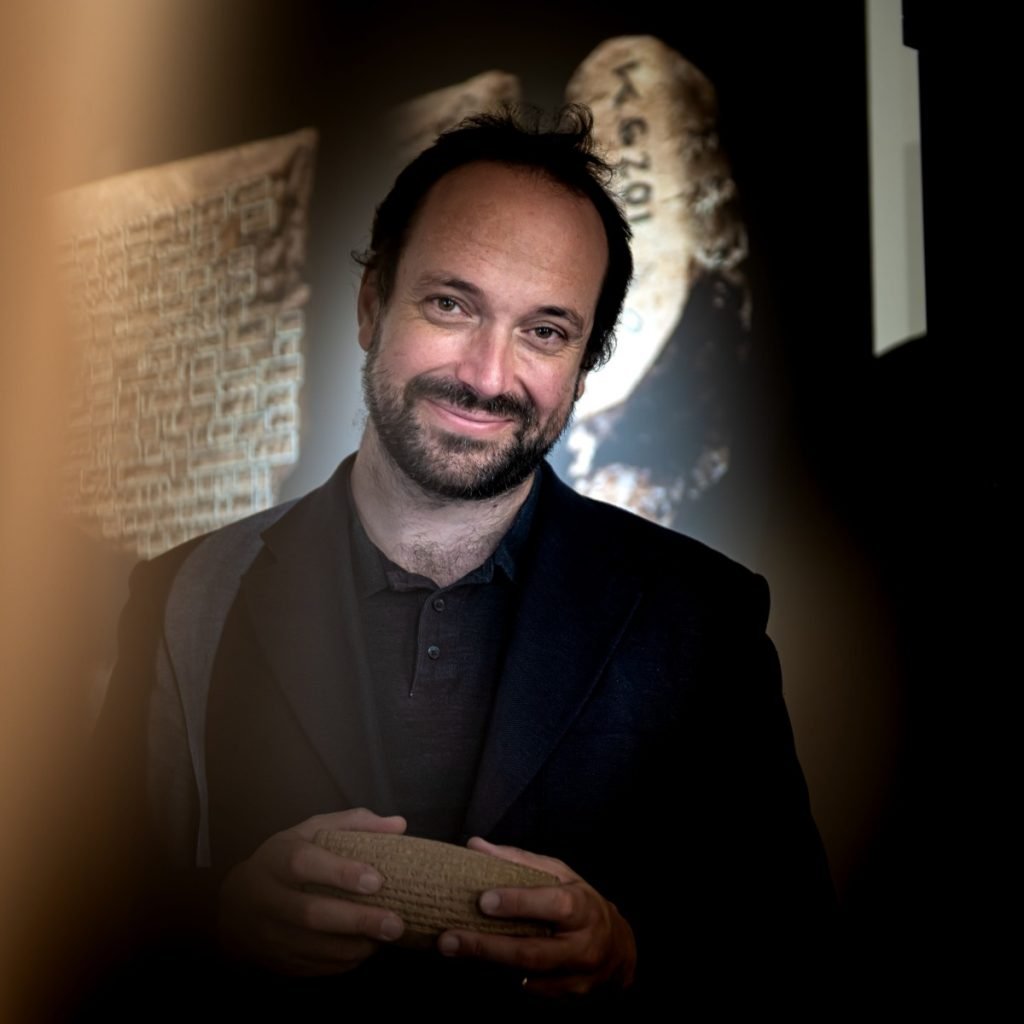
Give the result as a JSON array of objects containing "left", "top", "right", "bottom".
[
  {"left": 540, "top": 465, "right": 763, "bottom": 597},
  {"left": 131, "top": 455, "right": 355, "bottom": 599},
  {"left": 130, "top": 496, "right": 300, "bottom": 598}
]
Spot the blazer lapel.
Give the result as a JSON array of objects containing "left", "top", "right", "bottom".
[
  {"left": 238, "top": 458, "right": 398, "bottom": 816},
  {"left": 464, "top": 466, "right": 642, "bottom": 839}
]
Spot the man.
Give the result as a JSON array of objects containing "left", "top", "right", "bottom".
[{"left": 98, "top": 108, "right": 832, "bottom": 1011}]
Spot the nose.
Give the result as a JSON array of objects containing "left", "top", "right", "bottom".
[{"left": 454, "top": 323, "right": 516, "bottom": 399}]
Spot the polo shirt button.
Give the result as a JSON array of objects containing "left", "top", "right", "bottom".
[
  {"left": 432, "top": 597, "right": 445, "bottom": 612},
  {"left": 427, "top": 645, "right": 441, "bottom": 660}
]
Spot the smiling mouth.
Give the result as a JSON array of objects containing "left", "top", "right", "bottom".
[
  {"left": 423, "top": 398, "right": 518, "bottom": 434},
  {"left": 409, "top": 374, "right": 533, "bottom": 414}
]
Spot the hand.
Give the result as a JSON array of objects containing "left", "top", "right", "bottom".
[
  {"left": 437, "top": 837, "right": 637, "bottom": 998},
  {"left": 217, "top": 807, "right": 407, "bottom": 976}
]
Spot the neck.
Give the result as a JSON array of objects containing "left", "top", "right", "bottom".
[{"left": 350, "top": 426, "right": 534, "bottom": 587}]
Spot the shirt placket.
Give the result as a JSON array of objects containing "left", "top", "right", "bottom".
[{"left": 409, "top": 586, "right": 460, "bottom": 696}]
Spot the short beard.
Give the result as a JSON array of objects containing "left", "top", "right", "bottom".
[{"left": 362, "top": 339, "right": 575, "bottom": 502}]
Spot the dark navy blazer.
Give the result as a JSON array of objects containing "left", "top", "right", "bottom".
[{"left": 99, "top": 456, "right": 833, "bottom": 1010}]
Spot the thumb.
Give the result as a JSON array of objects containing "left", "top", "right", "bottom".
[
  {"left": 466, "top": 836, "right": 576, "bottom": 883},
  {"left": 295, "top": 808, "right": 407, "bottom": 841}
]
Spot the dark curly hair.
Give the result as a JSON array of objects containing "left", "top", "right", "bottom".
[{"left": 355, "top": 105, "right": 633, "bottom": 373}]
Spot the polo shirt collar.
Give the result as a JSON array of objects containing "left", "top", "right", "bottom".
[{"left": 347, "top": 466, "right": 543, "bottom": 596}]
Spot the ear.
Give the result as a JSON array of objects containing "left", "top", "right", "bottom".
[
  {"left": 574, "top": 370, "right": 587, "bottom": 401},
  {"left": 357, "top": 270, "right": 381, "bottom": 352}
]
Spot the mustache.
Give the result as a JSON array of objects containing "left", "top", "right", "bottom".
[{"left": 407, "top": 376, "right": 536, "bottom": 424}]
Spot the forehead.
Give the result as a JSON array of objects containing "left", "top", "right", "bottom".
[{"left": 395, "top": 161, "right": 608, "bottom": 317}]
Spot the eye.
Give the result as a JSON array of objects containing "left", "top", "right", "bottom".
[
  {"left": 432, "top": 296, "right": 462, "bottom": 314},
  {"left": 529, "top": 325, "right": 566, "bottom": 345}
]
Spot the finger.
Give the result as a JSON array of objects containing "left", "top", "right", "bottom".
[
  {"left": 437, "top": 929, "right": 569, "bottom": 972},
  {"left": 478, "top": 884, "right": 585, "bottom": 928},
  {"left": 294, "top": 808, "right": 407, "bottom": 841},
  {"left": 268, "top": 836, "right": 385, "bottom": 896},
  {"left": 273, "top": 886, "right": 405, "bottom": 943},
  {"left": 466, "top": 836, "right": 577, "bottom": 883}
]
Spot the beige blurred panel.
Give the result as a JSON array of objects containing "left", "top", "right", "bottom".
[
  {"left": 567, "top": 35, "right": 746, "bottom": 421},
  {"left": 0, "top": 5, "right": 277, "bottom": 1016},
  {"left": 388, "top": 71, "right": 522, "bottom": 169},
  {"left": 51, "top": 129, "right": 317, "bottom": 560},
  {"left": 1, "top": 6, "right": 96, "bottom": 1016}
]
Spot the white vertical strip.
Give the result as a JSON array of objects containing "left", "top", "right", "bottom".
[{"left": 867, "top": 0, "right": 927, "bottom": 355}]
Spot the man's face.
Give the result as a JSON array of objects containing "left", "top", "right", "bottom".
[{"left": 358, "top": 161, "right": 608, "bottom": 501}]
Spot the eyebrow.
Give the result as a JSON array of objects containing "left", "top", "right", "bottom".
[
  {"left": 535, "top": 304, "right": 585, "bottom": 333},
  {"left": 414, "top": 273, "right": 587, "bottom": 334}
]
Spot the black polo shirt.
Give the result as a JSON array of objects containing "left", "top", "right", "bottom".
[{"left": 347, "top": 472, "right": 541, "bottom": 842}]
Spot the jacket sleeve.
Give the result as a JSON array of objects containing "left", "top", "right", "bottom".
[
  {"left": 621, "top": 571, "right": 837, "bottom": 1008},
  {"left": 96, "top": 549, "right": 203, "bottom": 854},
  {"left": 91, "top": 549, "right": 224, "bottom": 971}
]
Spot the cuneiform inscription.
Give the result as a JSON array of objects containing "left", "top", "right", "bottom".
[{"left": 55, "top": 129, "right": 318, "bottom": 559}]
